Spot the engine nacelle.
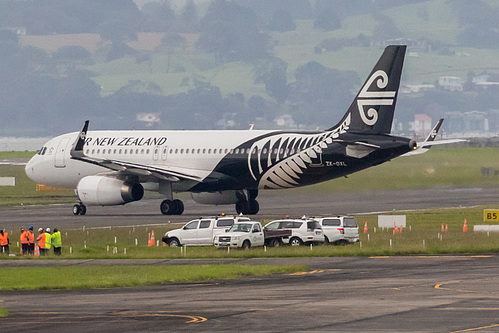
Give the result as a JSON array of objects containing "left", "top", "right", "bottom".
[
  {"left": 191, "top": 191, "right": 241, "bottom": 205},
  {"left": 76, "top": 176, "right": 144, "bottom": 206}
]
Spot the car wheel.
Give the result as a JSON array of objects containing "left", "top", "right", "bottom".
[
  {"left": 242, "top": 240, "right": 251, "bottom": 250},
  {"left": 270, "top": 238, "right": 280, "bottom": 247},
  {"left": 169, "top": 238, "right": 180, "bottom": 247},
  {"left": 324, "top": 236, "right": 330, "bottom": 245},
  {"left": 289, "top": 237, "right": 302, "bottom": 246}
]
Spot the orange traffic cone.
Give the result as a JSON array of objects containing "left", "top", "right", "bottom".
[
  {"left": 441, "top": 224, "right": 444, "bottom": 232},
  {"left": 363, "top": 221, "right": 368, "bottom": 234},
  {"left": 445, "top": 224, "right": 448, "bottom": 232},
  {"left": 463, "top": 219, "right": 468, "bottom": 232},
  {"left": 150, "top": 230, "right": 155, "bottom": 243},
  {"left": 34, "top": 245, "right": 39, "bottom": 257},
  {"left": 393, "top": 222, "right": 399, "bottom": 234}
]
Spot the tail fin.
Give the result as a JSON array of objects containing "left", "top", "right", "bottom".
[{"left": 328, "top": 45, "right": 406, "bottom": 134}]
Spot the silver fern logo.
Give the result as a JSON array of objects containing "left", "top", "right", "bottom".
[
  {"left": 248, "top": 115, "right": 350, "bottom": 189},
  {"left": 357, "top": 70, "right": 396, "bottom": 126}
]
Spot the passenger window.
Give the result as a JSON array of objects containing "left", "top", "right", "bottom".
[
  {"left": 323, "top": 219, "right": 341, "bottom": 227},
  {"left": 252, "top": 225, "right": 261, "bottom": 233},
  {"left": 264, "top": 222, "right": 279, "bottom": 230},
  {"left": 217, "top": 219, "right": 234, "bottom": 227},
  {"left": 184, "top": 221, "right": 199, "bottom": 230},
  {"left": 344, "top": 218, "right": 357, "bottom": 228},
  {"left": 199, "top": 220, "right": 211, "bottom": 229}
]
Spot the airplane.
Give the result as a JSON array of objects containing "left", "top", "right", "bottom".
[{"left": 24, "top": 45, "right": 461, "bottom": 216}]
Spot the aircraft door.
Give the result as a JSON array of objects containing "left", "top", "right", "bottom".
[
  {"left": 54, "top": 137, "right": 71, "bottom": 168},
  {"left": 153, "top": 146, "right": 160, "bottom": 161},
  {"left": 161, "top": 146, "right": 169, "bottom": 161}
]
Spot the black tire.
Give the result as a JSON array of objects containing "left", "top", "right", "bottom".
[
  {"left": 248, "top": 199, "right": 259, "bottom": 215},
  {"left": 73, "top": 204, "right": 81, "bottom": 215},
  {"left": 172, "top": 199, "right": 184, "bottom": 215},
  {"left": 80, "top": 205, "right": 87, "bottom": 216},
  {"left": 242, "top": 240, "right": 251, "bottom": 250},
  {"left": 270, "top": 238, "right": 281, "bottom": 247},
  {"left": 235, "top": 200, "right": 249, "bottom": 215},
  {"left": 160, "top": 199, "right": 173, "bottom": 215},
  {"left": 169, "top": 238, "right": 180, "bottom": 247},
  {"left": 324, "top": 236, "right": 330, "bottom": 245},
  {"left": 289, "top": 237, "right": 302, "bottom": 246}
]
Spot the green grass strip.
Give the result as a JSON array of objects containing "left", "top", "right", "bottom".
[
  {"left": 0, "top": 264, "right": 307, "bottom": 291},
  {"left": 0, "top": 308, "right": 8, "bottom": 317}
]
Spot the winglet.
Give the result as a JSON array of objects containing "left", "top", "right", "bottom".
[
  {"left": 423, "top": 118, "right": 444, "bottom": 145},
  {"left": 70, "top": 120, "right": 89, "bottom": 159}
]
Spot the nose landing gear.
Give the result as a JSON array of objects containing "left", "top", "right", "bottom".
[{"left": 73, "top": 203, "right": 87, "bottom": 216}]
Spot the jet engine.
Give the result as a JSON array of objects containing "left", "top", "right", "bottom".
[
  {"left": 76, "top": 176, "right": 144, "bottom": 206},
  {"left": 191, "top": 191, "right": 241, "bottom": 205}
]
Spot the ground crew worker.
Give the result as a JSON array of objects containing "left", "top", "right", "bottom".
[
  {"left": 20, "top": 227, "right": 29, "bottom": 255},
  {"left": 0, "top": 229, "right": 10, "bottom": 255},
  {"left": 51, "top": 228, "right": 62, "bottom": 255},
  {"left": 37, "top": 228, "right": 46, "bottom": 255},
  {"left": 27, "top": 226, "right": 35, "bottom": 255},
  {"left": 44, "top": 227, "right": 52, "bottom": 254}
]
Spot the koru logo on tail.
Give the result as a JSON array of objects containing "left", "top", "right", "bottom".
[{"left": 357, "top": 70, "right": 396, "bottom": 126}]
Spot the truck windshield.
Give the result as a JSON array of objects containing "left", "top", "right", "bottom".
[{"left": 228, "top": 224, "right": 252, "bottom": 233}]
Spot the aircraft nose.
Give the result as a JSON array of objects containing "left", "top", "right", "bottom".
[{"left": 25, "top": 155, "right": 40, "bottom": 183}]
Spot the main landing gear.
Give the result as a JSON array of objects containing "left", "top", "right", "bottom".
[
  {"left": 73, "top": 203, "right": 87, "bottom": 215},
  {"left": 235, "top": 189, "right": 259, "bottom": 215},
  {"left": 160, "top": 199, "right": 184, "bottom": 215}
]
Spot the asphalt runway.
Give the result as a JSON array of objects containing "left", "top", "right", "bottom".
[
  {"left": 0, "top": 185, "right": 498, "bottom": 230},
  {"left": 1, "top": 256, "right": 499, "bottom": 332}
]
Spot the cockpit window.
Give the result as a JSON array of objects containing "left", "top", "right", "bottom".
[{"left": 38, "top": 147, "right": 48, "bottom": 155}]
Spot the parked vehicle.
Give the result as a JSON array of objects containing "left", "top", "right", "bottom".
[
  {"left": 263, "top": 218, "right": 324, "bottom": 246},
  {"left": 315, "top": 216, "right": 360, "bottom": 245},
  {"left": 162, "top": 215, "right": 250, "bottom": 247},
  {"left": 214, "top": 221, "right": 291, "bottom": 249}
]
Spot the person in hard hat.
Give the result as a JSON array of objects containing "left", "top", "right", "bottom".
[
  {"left": 27, "top": 226, "right": 35, "bottom": 255},
  {"left": 0, "top": 229, "right": 10, "bottom": 255},
  {"left": 51, "top": 228, "right": 62, "bottom": 255},
  {"left": 20, "top": 227, "right": 29, "bottom": 255},
  {"left": 44, "top": 228, "right": 52, "bottom": 254},
  {"left": 37, "top": 228, "right": 46, "bottom": 255}
]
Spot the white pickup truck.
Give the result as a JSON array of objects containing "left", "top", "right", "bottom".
[
  {"left": 214, "top": 221, "right": 291, "bottom": 249},
  {"left": 162, "top": 215, "right": 250, "bottom": 247}
]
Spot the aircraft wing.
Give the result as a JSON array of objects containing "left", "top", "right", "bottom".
[
  {"left": 69, "top": 120, "right": 203, "bottom": 182},
  {"left": 402, "top": 119, "right": 466, "bottom": 156}
]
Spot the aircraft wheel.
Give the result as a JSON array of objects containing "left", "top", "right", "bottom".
[
  {"left": 160, "top": 199, "right": 174, "bottom": 215},
  {"left": 248, "top": 199, "right": 259, "bottom": 215},
  {"left": 73, "top": 204, "right": 81, "bottom": 215},
  {"left": 235, "top": 200, "right": 249, "bottom": 215},
  {"left": 80, "top": 204, "right": 87, "bottom": 216},
  {"left": 172, "top": 199, "right": 184, "bottom": 215}
]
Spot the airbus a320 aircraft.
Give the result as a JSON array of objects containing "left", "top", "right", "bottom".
[{"left": 25, "top": 45, "right": 457, "bottom": 216}]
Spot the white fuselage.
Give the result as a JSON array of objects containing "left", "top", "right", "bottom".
[{"left": 25, "top": 129, "right": 277, "bottom": 191}]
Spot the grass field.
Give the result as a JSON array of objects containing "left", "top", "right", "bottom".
[{"left": 0, "top": 265, "right": 307, "bottom": 291}]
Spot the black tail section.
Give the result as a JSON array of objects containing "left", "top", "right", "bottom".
[{"left": 328, "top": 45, "right": 406, "bottom": 134}]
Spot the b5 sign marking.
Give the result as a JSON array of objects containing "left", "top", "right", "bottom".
[{"left": 484, "top": 209, "right": 499, "bottom": 222}]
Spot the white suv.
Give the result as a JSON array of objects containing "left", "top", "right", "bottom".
[
  {"left": 162, "top": 215, "right": 250, "bottom": 246},
  {"left": 264, "top": 218, "right": 324, "bottom": 246},
  {"left": 315, "top": 216, "right": 359, "bottom": 245}
]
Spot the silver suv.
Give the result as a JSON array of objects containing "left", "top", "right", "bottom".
[
  {"left": 264, "top": 218, "right": 324, "bottom": 246},
  {"left": 315, "top": 216, "right": 359, "bottom": 245}
]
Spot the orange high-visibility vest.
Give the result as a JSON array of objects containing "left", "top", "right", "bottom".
[
  {"left": 21, "top": 231, "right": 29, "bottom": 244},
  {"left": 37, "top": 233, "right": 46, "bottom": 249},
  {"left": 27, "top": 231, "right": 34, "bottom": 244},
  {"left": 0, "top": 232, "right": 8, "bottom": 246}
]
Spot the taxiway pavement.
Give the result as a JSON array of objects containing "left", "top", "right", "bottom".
[
  {"left": 1, "top": 185, "right": 498, "bottom": 230},
  {"left": 1, "top": 256, "right": 499, "bottom": 332}
]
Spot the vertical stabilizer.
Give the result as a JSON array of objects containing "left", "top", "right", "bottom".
[{"left": 328, "top": 45, "right": 406, "bottom": 134}]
